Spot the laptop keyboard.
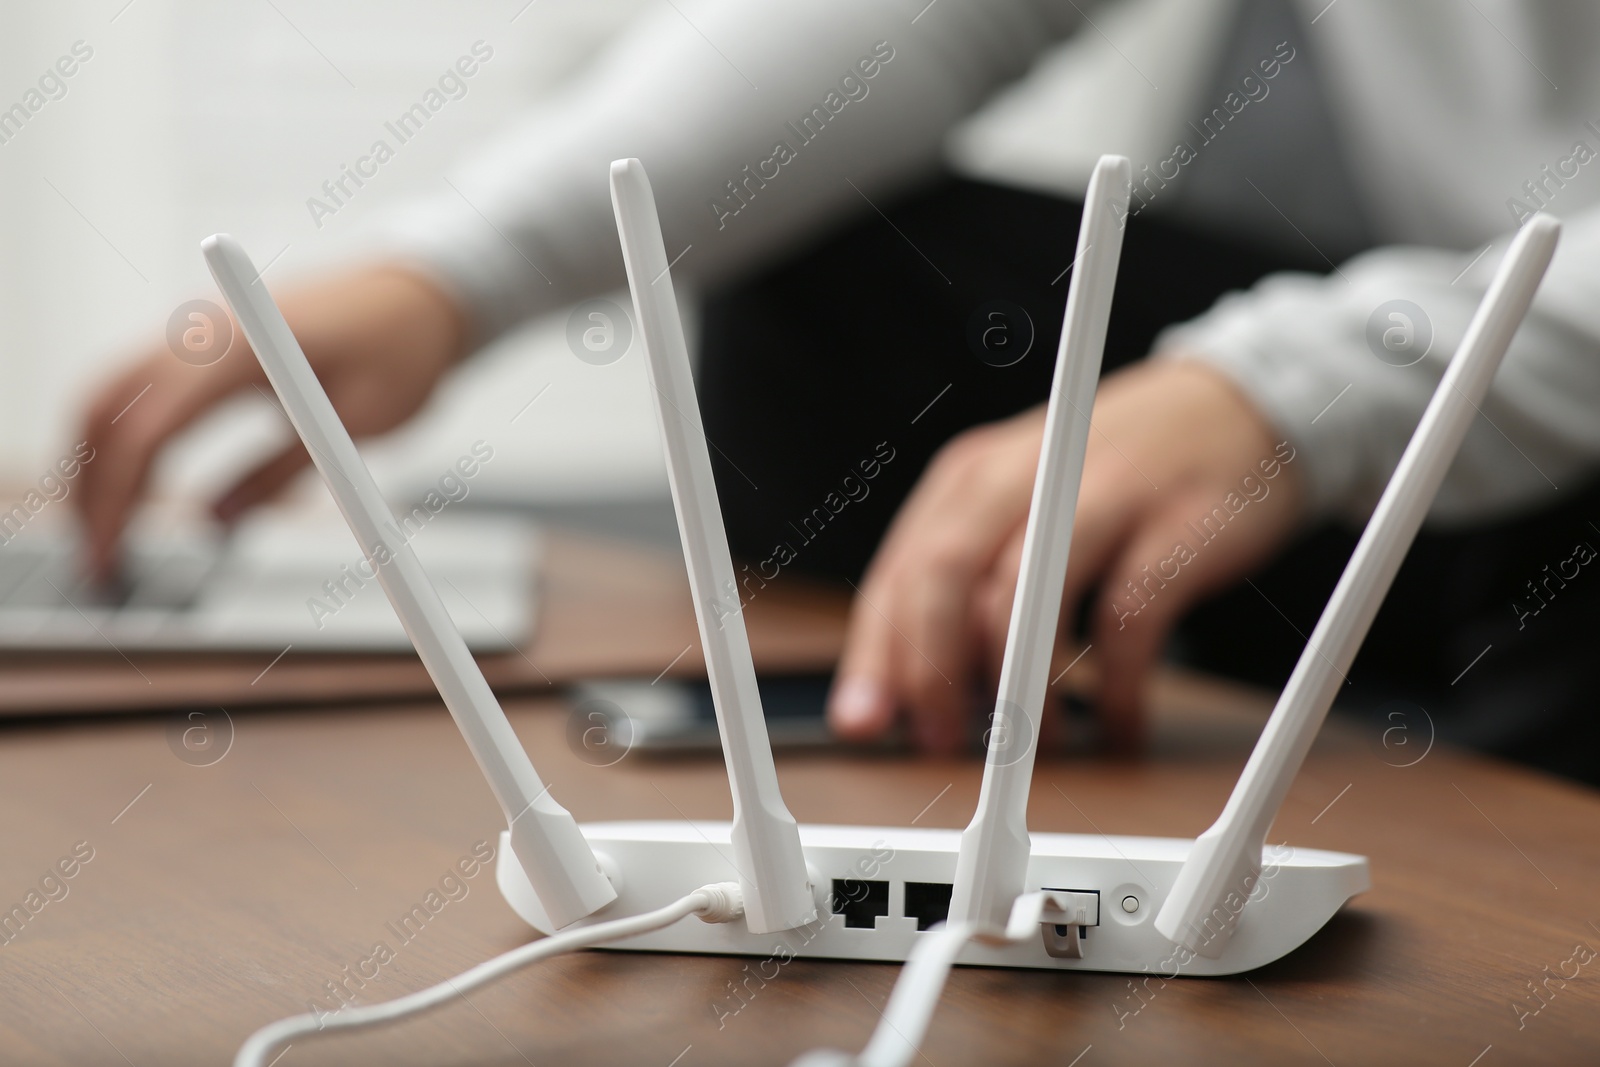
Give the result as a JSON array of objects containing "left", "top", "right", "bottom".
[
  {"left": 0, "top": 543, "right": 218, "bottom": 614},
  {"left": 0, "top": 511, "right": 535, "bottom": 652}
]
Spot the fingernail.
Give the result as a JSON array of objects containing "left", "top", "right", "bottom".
[{"left": 829, "top": 677, "right": 887, "bottom": 734}]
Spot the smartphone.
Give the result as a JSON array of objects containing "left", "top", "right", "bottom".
[
  {"left": 566, "top": 673, "right": 1097, "bottom": 759},
  {"left": 567, "top": 672, "right": 849, "bottom": 756}
]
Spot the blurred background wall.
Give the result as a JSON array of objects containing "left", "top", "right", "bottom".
[{"left": 0, "top": 0, "right": 672, "bottom": 517}]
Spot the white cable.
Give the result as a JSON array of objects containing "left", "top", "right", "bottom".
[
  {"left": 235, "top": 883, "right": 743, "bottom": 1067},
  {"left": 790, "top": 893, "right": 1058, "bottom": 1067}
]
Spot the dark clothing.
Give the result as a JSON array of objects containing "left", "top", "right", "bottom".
[{"left": 697, "top": 176, "right": 1600, "bottom": 785}]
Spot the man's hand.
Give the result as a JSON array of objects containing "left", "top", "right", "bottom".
[
  {"left": 827, "top": 358, "right": 1305, "bottom": 753},
  {"left": 75, "top": 266, "right": 469, "bottom": 583}
]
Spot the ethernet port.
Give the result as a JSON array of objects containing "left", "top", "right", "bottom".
[
  {"left": 904, "top": 882, "right": 953, "bottom": 931},
  {"left": 831, "top": 879, "right": 890, "bottom": 929}
]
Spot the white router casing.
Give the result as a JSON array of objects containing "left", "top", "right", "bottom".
[
  {"left": 496, "top": 824, "right": 1367, "bottom": 974},
  {"left": 492, "top": 158, "right": 1552, "bottom": 978},
  {"left": 202, "top": 160, "right": 1554, "bottom": 1036},
  {"left": 484, "top": 154, "right": 1377, "bottom": 976}
]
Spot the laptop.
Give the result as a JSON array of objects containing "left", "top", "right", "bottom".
[{"left": 0, "top": 499, "right": 537, "bottom": 652}]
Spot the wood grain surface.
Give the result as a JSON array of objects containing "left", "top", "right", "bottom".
[
  {"left": 0, "top": 539, "right": 1596, "bottom": 1065},
  {"left": 2, "top": 680, "right": 1597, "bottom": 1064}
]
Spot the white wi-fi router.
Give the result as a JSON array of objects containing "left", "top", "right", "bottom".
[{"left": 204, "top": 155, "right": 1559, "bottom": 985}]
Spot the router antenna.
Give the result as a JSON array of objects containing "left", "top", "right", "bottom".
[
  {"left": 1156, "top": 214, "right": 1561, "bottom": 957},
  {"left": 202, "top": 234, "right": 617, "bottom": 930},
  {"left": 948, "top": 155, "right": 1133, "bottom": 928},
  {"left": 608, "top": 159, "right": 816, "bottom": 934}
]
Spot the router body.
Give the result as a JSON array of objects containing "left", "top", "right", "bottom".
[
  {"left": 484, "top": 154, "right": 1385, "bottom": 978},
  {"left": 496, "top": 823, "right": 1367, "bottom": 974},
  {"left": 208, "top": 154, "right": 1557, "bottom": 1064}
]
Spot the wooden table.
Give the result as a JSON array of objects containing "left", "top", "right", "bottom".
[
  {"left": 0, "top": 531, "right": 846, "bottom": 716},
  {"left": 1, "top": 540, "right": 1597, "bottom": 1065}
]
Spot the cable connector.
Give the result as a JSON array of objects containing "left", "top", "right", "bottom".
[
  {"left": 694, "top": 881, "right": 745, "bottom": 924},
  {"left": 789, "top": 891, "right": 1096, "bottom": 1067}
]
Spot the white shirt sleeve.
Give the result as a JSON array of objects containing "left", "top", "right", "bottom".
[
  {"left": 374, "top": 0, "right": 1600, "bottom": 529},
  {"left": 374, "top": 0, "right": 1083, "bottom": 345},
  {"left": 1156, "top": 211, "right": 1600, "bottom": 526}
]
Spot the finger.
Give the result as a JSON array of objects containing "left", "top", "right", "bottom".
[
  {"left": 874, "top": 417, "right": 1045, "bottom": 565},
  {"left": 213, "top": 442, "right": 313, "bottom": 524},
  {"left": 1056, "top": 453, "right": 1151, "bottom": 638},
  {"left": 1036, "top": 690, "right": 1068, "bottom": 754},
  {"left": 829, "top": 572, "right": 900, "bottom": 741},
  {"left": 970, "top": 459, "right": 1143, "bottom": 728},
  {"left": 1088, "top": 521, "right": 1192, "bottom": 754},
  {"left": 1089, "top": 487, "right": 1292, "bottom": 751},
  {"left": 894, "top": 545, "right": 985, "bottom": 754},
  {"left": 75, "top": 368, "right": 157, "bottom": 579},
  {"left": 972, "top": 531, "right": 1074, "bottom": 758},
  {"left": 840, "top": 428, "right": 1038, "bottom": 751},
  {"left": 974, "top": 529, "right": 1026, "bottom": 696},
  {"left": 76, "top": 352, "right": 255, "bottom": 580},
  {"left": 76, "top": 364, "right": 200, "bottom": 582}
]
